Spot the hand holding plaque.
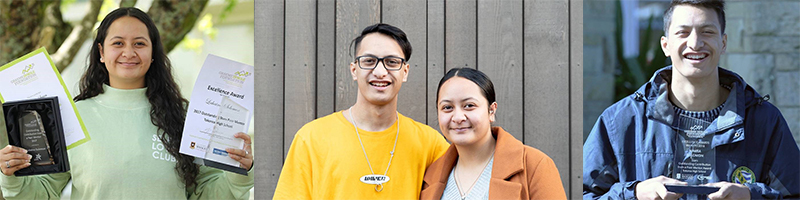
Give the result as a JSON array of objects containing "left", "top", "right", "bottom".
[
  {"left": 2, "top": 97, "right": 70, "bottom": 176},
  {"left": 704, "top": 181, "right": 750, "bottom": 199},
  {"left": 636, "top": 176, "right": 687, "bottom": 200},
  {"left": 0, "top": 145, "right": 33, "bottom": 176}
]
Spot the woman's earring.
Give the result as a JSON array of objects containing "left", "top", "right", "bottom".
[{"left": 100, "top": 57, "right": 104, "bottom": 62}]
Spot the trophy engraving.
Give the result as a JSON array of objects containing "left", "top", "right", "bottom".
[
  {"left": 673, "top": 114, "right": 715, "bottom": 185},
  {"left": 18, "top": 110, "right": 55, "bottom": 166}
]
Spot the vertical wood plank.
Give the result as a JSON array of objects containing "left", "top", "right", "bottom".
[
  {"left": 478, "top": 0, "right": 524, "bottom": 140},
  {"left": 317, "top": 0, "right": 336, "bottom": 118},
  {"left": 427, "top": 0, "right": 446, "bottom": 130},
  {"left": 383, "top": 0, "right": 428, "bottom": 123},
  {"left": 445, "top": 0, "right": 477, "bottom": 71},
  {"left": 284, "top": 0, "right": 317, "bottom": 154},
  {"left": 255, "top": 0, "right": 283, "bottom": 198},
  {"left": 569, "top": 0, "right": 584, "bottom": 198},
  {"left": 523, "top": 0, "right": 571, "bottom": 195},
  {"left": 255, "top": 1, "right": 581, "bottom": 196},
  {"left": 334, "top": 0, "right": 381, "bottom": 111}
]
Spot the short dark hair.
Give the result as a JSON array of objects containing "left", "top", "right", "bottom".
[
  {"left": 350, "top": 23, "right": 413, "bottom": 61},
  {"left": 436, "top": 68, "right": 496, "bottom": 108},
  {"left": 663, "top": 0, "right": 726, "bottom": 35}
]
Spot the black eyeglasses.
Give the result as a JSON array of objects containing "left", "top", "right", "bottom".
[{"left": 354, "top": 55, "right": 406, "bottom": 71}]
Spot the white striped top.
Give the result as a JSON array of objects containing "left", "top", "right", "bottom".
[{"left": 440, "top": 157, "right": 494, "bottom": 200}]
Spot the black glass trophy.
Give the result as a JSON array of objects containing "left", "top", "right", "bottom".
[
  {"left": 667, "top": 114, "right": 720, "bottom": 195},
  {"left": 3, "top": 96, "right": 70, "bottom": 176},
  {"left": 18, "top": 110, "right": 55, "bottom": 166}
]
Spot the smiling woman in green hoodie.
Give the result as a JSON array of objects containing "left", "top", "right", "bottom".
[{"left": 0, "top": 7, "right": 253, "bottom": 199}]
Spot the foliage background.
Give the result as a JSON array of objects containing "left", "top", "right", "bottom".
[{"left": 0, "top": 0, "right": 254, "bottom": 199}]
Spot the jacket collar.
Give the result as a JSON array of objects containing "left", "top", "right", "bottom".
[
  {"left": 639, "top": 66, "right": 757, "bottom": 146},
  {"left": 421, "top": 127, "right": 525, "bottom": 199},
  {"left": 488, "top": 127, "right": 525, "bottom": 199},
  {"left": 422, "top": 144, "right": 458, "bottom": 192},
  {"left": 491, "top": 127, "right": 525, "bottom": 180}
]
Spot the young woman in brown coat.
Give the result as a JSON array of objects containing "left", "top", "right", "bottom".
[{"left": 420, "top": 68, "right": 566, "bottom": 200}]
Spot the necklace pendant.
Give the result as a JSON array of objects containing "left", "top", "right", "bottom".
[{"left": 360, "top": 174, "right": 390, "bottom": 185}]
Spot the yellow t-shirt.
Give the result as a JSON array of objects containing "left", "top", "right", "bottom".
[{"left": 274, "top": 111, "right": 450, "bottom": 199}]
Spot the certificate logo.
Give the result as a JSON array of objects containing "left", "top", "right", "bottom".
[
  {"left": 190, "top": 141, "right": 196, "bottom": 149},
  {"left": 11, "top": 63, "right": 38, "bottom": 85},
  {"left": 218, "top": 70, "right": 251, "bottom": 86},
  {"left": 23, "top": 63, "right": 34, "bottom": 74},
  {"left": 731, "top": 166, "right": 755, "bottom": 184},
  {"left": 231, "top": 70, "right": 251, "bottom": 82},
  {"left": 234, "top": 70, "right": 251, "bottom": 78}
]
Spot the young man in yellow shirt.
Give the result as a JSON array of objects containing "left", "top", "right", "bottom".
[{"left": 273, "top": 23, "right": 450, "bottom": 199}]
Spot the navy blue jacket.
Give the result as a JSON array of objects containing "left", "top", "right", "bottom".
[{"left": 583, "top": 66, "right": 800, "bottom": 199}]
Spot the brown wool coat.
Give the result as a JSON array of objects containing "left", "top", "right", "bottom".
[{"left": 420, "top": 127, "right": 567, "bottom": 200}]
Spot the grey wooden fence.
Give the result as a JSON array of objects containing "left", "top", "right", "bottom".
[{"left": 255, "top": 0, "right": 583, "bottom": 198}]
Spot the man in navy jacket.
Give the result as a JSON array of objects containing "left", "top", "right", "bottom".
[{"left": 583, "top": 0, "right": 800, "bottom": 199}]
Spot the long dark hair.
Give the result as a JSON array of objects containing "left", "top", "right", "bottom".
[{"left": 74, "top": 7, "right": 198, "bottom": 190}]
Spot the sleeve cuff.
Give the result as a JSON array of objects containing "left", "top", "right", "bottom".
[
  {"left": 1, "top": 173, "right": 25, "bottom": 196},
  {"left": 1, "top": 173, "right": 23, "bottom": 187},
  {"left": 625, "top": 180, "right": 640, "bottom": 200},
  {"left": 225, "top": 164, "right": 254, "bottom": 187},
  {"left": 743, "top": 182, "right": 778, "bottom": 199}
]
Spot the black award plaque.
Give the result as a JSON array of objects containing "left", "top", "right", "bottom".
[
  {"left": 17, "top": 110, "right": 55, "bottom": 166},
  {"left": 3, "top": 96, "right": 70, "bottom": 176}
]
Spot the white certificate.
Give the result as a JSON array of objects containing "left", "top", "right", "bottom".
[
  {"left": 204, "top": 97, "right": 250, "bottom": 167},
  {"left": 179, "top": 54, "right": 253, "bottom": 169},
  {"left": 0, "top": 47, "right": 91, "bottom": 149}
]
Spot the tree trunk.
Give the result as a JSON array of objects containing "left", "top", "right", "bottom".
[
  {"left": 0, "top": 1, "right": 51, "bottom": 65},
  {"left": 148, "top": 0, "right": 209, "bottom": 53},
  {"left": 1, "top": 0, "right": 209, "bottom": 73},
  {"left": 53, "top": 0, "right": 102, "bottom": 72}
]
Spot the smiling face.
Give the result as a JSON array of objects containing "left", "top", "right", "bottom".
[
  {"left": 350, "top": 33, "right": 409, "bottom": 106},
  {"left": 99, "top": 16, "right": 153, "bottom": 89},
  {"left": 661, "top": 5, "right": 727, "bottom": 80},
  {"left": 437, "top": 77, "right": 497, "bottom": 147}
]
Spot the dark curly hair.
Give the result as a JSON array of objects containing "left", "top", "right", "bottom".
[{"left": 73, "top": 7, "right": 198, "bottom": 191}]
